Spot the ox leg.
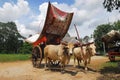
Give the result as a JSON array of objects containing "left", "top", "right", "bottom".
[
  {"left": 44, "top": 57, "right": 48, "bottom": 70},
  {"left": 60, "top": 64, "right": 63, "bottom": 72},
  {"left": 60, "top": 61, "right": 65, "bottom": 73},
  {"left": 47, "top": 58, "right": 51, "bottom": 70},
  {"left": 39, "top": 58, "right": 43, "bottom": 67},
  {"left": 77, "top": 58, "right": 80, "bottom": 67},
  {"left": 74, "top": 57, "right": 76, "bottom": 67},
  {"left": 88, "top": 57, "right": 91, "bottom": 64},
  {"left": 61, "top": 64, "right": 65, "bottom": 73},
  {"left": 84, "top": 60, "right": 88, "bottom": 71}
]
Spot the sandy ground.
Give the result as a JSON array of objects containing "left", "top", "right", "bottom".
[{"left": 0, "top": 56, "right": 109, "bottom": 80}]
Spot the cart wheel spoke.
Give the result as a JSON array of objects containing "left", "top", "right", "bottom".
[{"left": 32, "top": 46, "right": 43, "bottom": 68}]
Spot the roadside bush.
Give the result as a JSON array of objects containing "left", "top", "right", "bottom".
[{"left": 18, "top": 42, "right": 32, "bottom": 54}]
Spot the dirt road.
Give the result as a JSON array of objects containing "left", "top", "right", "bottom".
[{"left": 0, "top": 56, "right": 109, "bottom": 80}]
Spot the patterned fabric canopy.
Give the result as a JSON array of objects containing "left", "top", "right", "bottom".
[
  {"left": 39, "top": 2, "right": 73, "bottom": 45},
  {"left": 102, "top": 30, "right": 120, "bottom": 43},
  {"left": 25, "top": 2, "right": 74, "bottom": 46}
]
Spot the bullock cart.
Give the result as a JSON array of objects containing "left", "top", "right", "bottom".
[
  {"left": 25, "top": 2, "right": 73, "bottom": 67},
  {"left": 102, "top": 30, "right": 120, "bottom": 62}
]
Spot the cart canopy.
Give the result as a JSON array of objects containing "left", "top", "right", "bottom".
[
  {"left": 25, "top": 2, "right": 73, "bottom": 46},
  {"left": 102, "top": 30, "right": 120, "bottom": 43}
]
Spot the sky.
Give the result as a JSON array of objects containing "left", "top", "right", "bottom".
[{"left": 0, "top": 0, "right": 120, "bottom": 38}]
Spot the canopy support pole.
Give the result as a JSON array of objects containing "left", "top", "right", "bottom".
[
  {"left": 74, "top": 24, "right": 80, "bottom": 40},
  {"left": 103, "top": 42, "right": 106, "bottom": 54}
]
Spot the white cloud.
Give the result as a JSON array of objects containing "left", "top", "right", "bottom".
[
  {"left": 15, "top": 20, "right": 36, "bottom": 37},
  {"left": 28, "top": 2, "right": 48, "bottom": 34},
  {"left": 68, "top": 0, "right": 120, "bottom": 38},
  {"left": 30, "top": 1, "right": 120, "bottom": 38},
  {"left": 0, "top": 0, "right": 30, "bottom": 22},
  {"left": 1, "top": 0, "right": 120, "bottom": 38},
  {"left": 74, "top": 0, "right": 102, "bottom": 10}
]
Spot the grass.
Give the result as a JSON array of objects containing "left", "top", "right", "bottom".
[
  {"left": 97, "top": 57, "right": 120, "bottom": 80},
  {"left": 101, "top": 57, "right": 120, "bottom": 69},
  {"left": 101, "top": 61, "right": 118, "bottom": 68},
  {"left": 0, "top": 54, "right": 31, "bottom": 62},
  {"left": 97, "top": 61, "right": 120, "bottom": 80}
]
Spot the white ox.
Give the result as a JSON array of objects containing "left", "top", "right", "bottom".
[
  {"left": 44, "top": 43, "right": 74, "bottom": 72},
  {"left": 73, "top": 42, "right": 96, "bottom": 70}
]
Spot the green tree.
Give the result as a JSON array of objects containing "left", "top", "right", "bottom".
[
  {"left": 0, "top": 22, "right": 24, "bottom": 53},
  {"left": 93, "top": 24, "right": 113, "bottom": 51},
  {"left": 113, "top": 20, "right": 120, "bottom": 31},
  {"left": 93, "top": 20, "right": 120, "bottom": 53},
  {"left": 103, "top": 0, "right": 120, "bottom": 12},
  {"left": 18, "top": 42, "right": 32, "bottom": 54}
]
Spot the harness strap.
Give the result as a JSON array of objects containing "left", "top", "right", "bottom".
[
  {"left": 80, "top": 45, "right": 85, "bottom": 61},
  {"left": 86, "top": 45, "right": 92, "bottom": 56}
]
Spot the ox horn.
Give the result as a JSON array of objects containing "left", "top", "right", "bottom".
[{"left": 60, "top": 41, "right": 68, "bottom": 46}]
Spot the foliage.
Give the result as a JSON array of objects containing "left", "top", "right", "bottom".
[
  {"left": 0, "top": 54, "right": 31, "bottom": 62},
  {"left": 103, "top": 0, "right": 120, "bottom": 12},
  {"left": 93, "top": 24, "right": 113, "bottom": 51},
  {"left": 18, "top": 42, "right": 32, "bottom": 54},
  {"left": 93, "top": 20, "right": 120, "bottom": 52},
  {"left": 0, "top": 22, "right": 28, "bottom": 54},
  {"left": 101, "top": 61, "right": 118, "bottom": 68}
]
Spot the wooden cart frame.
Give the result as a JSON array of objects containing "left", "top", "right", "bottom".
[
  {"left": 28, "top": 2, "right": 74, "bottom": 67},
  {"left": 102, "top": 30, "right": 120, "bottom": 62}
]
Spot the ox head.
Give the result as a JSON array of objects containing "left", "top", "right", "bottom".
[
  {"left": 59, "top": 43, "right": 74, "bottom": 64},
  {"left": 86, "top": 42, "right": 96, "bottom": 56},
  {"left": 66, "top": 43, "right": 75, "bottom": 56},
  {"left": 61, "top": 42, "right": 75, "bottom": 56}
]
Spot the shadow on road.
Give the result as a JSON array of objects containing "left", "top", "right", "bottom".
[
  {"left": 97, "top": 60, "right": 120, "bottom": 80},
  {"left": 100, "top": 60, "right": 120, "bottom": 74},
  {"left": 35, "top": 64, "right": 98, "bottom": 76}
]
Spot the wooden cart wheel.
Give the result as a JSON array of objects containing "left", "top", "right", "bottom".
[
  {"left": 32, "top": 46, "right": 43, "bottom": 68},
  {"left": 109, "top": 55, "right": 115, "bottom": 62}
]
